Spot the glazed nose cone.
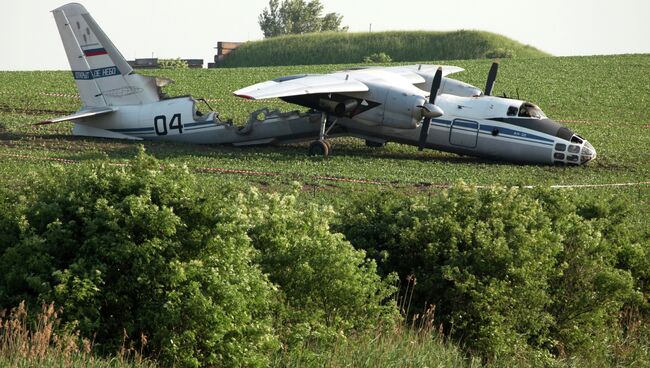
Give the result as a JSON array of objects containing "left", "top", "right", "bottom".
[{"left": 581, "top": 141, "right": 597, "bottom": 164}]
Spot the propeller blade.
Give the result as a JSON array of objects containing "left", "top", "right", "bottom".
[
  {"left": 418, "top": 117, "right": 431, "bottom": 151},
  {"left": 484, "top": 62, "right": 499, "bottom": 96},
  {"left": 429, "top": 67, "right": 443, "bottom": 104},
  {"left": 419, "top": 67, "right": 443, "bottom": 151}
]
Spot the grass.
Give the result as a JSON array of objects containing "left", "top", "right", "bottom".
[
  {"left": 0, "top": 54, "right": 648, "bottom": 367},
  {"left": 0, "top": 55, "right": 648, "bottom": 190},
  {"left": 0, "top": 56, "right": 648, "bottom": 231},
  {"left": 217, "top": 30, "right": 550, "bottom": 67},
  {"left": 0, "top": 302, "right": 155, "bottom": 368}
]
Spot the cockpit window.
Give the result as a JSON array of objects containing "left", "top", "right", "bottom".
[
  {"left": 518, "top": 102, "right": 546, "bottom": 119},
  {"left": 507, "top": 106, "right": 518, "bottom": 116}
]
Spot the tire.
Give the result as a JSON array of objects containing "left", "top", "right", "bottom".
[
  {"left": 308, "top": 140, "right": 330, "bottom": 157},
  {"left": 365, "top": 140, "right": 386, "bottom": 148}
]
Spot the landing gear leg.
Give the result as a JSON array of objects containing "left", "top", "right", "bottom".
[{"left": 308, "top": 112, "right": 332, "bottom": 157}]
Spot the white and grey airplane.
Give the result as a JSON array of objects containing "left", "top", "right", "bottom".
[
  {"left": 48, "top": 3, "right": 595, "bottom": 165},
  {"left": 234, "top": 63, "right": 597, "bottom": 165}
]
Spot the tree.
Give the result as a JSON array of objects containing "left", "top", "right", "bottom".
[{"left": 258, "top": 0, "right": 347, "bottom": 38}]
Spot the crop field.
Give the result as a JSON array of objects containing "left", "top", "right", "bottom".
[{"left": 0, "top": 54, "right": 648, "bottom": 208}]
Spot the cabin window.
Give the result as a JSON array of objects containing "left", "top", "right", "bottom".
[{"left": 507, "top": 106, "right": 518, "bottom": 116}]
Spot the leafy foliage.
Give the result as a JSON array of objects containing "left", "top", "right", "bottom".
[
  {"left": 484, "top": 48, "right": 515, "bottom": 59},
  {"left": 241, "top": 186, "right": 397, "bottom": 345},
  {"left": 363, "top": 52, "right": 393, "bottom": 63},
  {"left": 158, "top": 58, "right": 189, "bottom": 69},
  {"left": 0, "top": 149, "right": 279, "bottom": 367},
  {"left": 259, "top": 0, "right": 347, "bottom": 38},
  {"left": 0, "top": 149, "right": 400, "bottom": 367},
  {"left": 335, "top": 185, "right": 648, "bottom": 362}
]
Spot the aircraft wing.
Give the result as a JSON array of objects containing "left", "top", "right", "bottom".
[
  {"left": 234, "top": 74, "right": 369, "bottom": 100},
  {"left": 37, "top": 106, "right": 116, "bottom": 125}
]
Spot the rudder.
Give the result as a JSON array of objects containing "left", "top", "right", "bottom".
[{"left": 53, "top": 3, "right": 163, "bottom": 107}]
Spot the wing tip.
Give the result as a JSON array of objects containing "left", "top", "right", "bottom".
[{"left": 233, "top": 93, "right": 255, "bottom": 100}]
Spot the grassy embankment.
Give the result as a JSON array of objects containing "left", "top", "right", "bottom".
[{"left": 218, "top": 30, "right": 550, "bottom": 67}]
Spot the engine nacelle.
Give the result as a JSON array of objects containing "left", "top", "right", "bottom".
[
  {"left": 335, "top": 99, "right": 359, "bottom": 116},
  {"left": 318, "top": 98, "right": 359, "bottom": 117},
  {"left": 381, "top": 90, "right": 427, "bottom": 129},
  {"left": 440, "top": 78, "right": 482, "bottom": 97}
]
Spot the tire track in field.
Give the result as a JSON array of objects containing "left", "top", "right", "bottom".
[{"left": 1, "top": 152, "right": 648, "bottom": 190}]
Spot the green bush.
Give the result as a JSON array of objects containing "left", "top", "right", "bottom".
[
  {"left": 0, "top": 149, "right": 278, "bottom": 367},
  {"left": 484, "top": 48, "right": 515, "bottom": 59},
  {"left": 158, "top": 58, "right": 188, "bottom": 69},
  {"left": 242, "top": 186, "right": 397, "bottom": 346},
  {"left": 0, "top": 149, "right": 399, "bottom": 367},
  {"left": 363, "top": 52, "right": 393, "bottom": 63},
  {"left": 335, "top": 185, "right": 646, "bottom": 362}
]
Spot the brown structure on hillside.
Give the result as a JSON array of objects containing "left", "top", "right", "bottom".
[
  {"left": 208, "top": 41, "right": 243, "bottom": 68},
  {"left": 127, "top": 58, "right": 204, "bottom": 69}
]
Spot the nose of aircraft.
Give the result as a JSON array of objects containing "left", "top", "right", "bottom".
[{"left": 580, "top": 141, "right": 597, "bottom": 164}]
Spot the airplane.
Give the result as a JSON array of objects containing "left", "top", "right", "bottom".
[
  {"left": 234, "top": 63, "right": 597, "bottom": 165},
  {"left": 48, "top": 3, "right": 595, "bottom": 166}
]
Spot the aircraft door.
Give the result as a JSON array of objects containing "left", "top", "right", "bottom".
[{"left": 449, "top": 119, "right": 479, "bottom": 148}]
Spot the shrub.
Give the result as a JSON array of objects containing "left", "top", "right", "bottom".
[
  {"left": 362, "top": 52, "right": 392, "bottom": 63},
  {"left": 242, "top": 185, "right": 397, "bottom": 346},
  {"left": 485, "top": 48, "right": 514, "bottom": 59},
  {"left": 158, "top": 58, "right": 188, "bottom": 69},
  {"left": 0, "top": 149, "right": 279, "bottom": 367},
  {"left": 335, "top": 184, "right": 644, "bottom": 362},
  {"left": 0, "top": 149, "right": 399, "bottom": 367}
]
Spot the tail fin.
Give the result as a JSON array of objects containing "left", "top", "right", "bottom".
[{"left": 52, "top": 3, "right": 164, "bottom": 107}]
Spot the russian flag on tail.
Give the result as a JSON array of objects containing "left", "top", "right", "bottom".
[{"left": 83, "top": 48, "right": 108, "bottom": 57}]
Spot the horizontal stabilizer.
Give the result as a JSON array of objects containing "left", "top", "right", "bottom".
[
  {"left": 72, "top": 123, "right": 143, "bottom": 140},
  {"left": 37, "top": 107, "right": 115, "bottom": 125}
]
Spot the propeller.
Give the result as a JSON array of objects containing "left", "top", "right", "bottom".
[
  {"left": 417, "top": 67, "right": 443, "bottom": 151},
  {"left": 484, "top": 62, "right": 499, "bottom": 96}
]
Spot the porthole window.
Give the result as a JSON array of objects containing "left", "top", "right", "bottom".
[
  {"left": 492, "top": 128, "right": 499, "bottom": 136},
  {"left": 568, "top": 145, "right": 581, "bottom": 153}
]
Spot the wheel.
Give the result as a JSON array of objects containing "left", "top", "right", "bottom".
[
  {"left": 365, "top": 140, "right": 386, "bottom": 148},
  {"left": 308, "top": 140, "right": 330, "bottom": 157}
]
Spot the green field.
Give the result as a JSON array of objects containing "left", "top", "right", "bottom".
[
  {"left": 0, "top": 54, "right": 648, "bottom": 189},
  {"left": 0, "top": 54, "right": 649, "bottom": 367},
  {"left": 218, "top": 30, "right": 550, "bottom": 67}
]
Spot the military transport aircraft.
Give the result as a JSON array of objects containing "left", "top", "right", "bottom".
[
  {"left": 234, "top": 63, "right": 597, "bottom": 165},
  {"left": 48, "top": 3, "right": 595, "bottom": 165}
]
